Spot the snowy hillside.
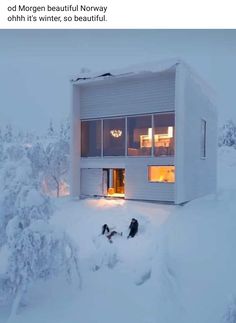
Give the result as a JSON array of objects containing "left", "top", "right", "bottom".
[{"left": 1, "top": 147, "right": 236, "bottom": 323}]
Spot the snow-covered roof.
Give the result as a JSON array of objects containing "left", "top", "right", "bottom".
[
  {"left": 71, "top": 58, "right": 180, "bottom": 84},
  {"left": 71, "top": 58, "right": 216, "bottom": 104}
]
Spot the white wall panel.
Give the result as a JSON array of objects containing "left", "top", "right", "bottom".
[
  {"left": 79, "top": 71, "right": 175, "bottom": 119},
  {"left": 80, "top": 168, "right": 103, "bottom": 196},
  {"left": 175, "top": 65, "right": 217, "bottom": 203}
]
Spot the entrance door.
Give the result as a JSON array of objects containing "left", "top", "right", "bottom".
[
  {"left": 103, "top": 168, "right": 125, "bottom": 197},
  {"left": 113, "top": 169, "right": 125, "bottom": 195}
]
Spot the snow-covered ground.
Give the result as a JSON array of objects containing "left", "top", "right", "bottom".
[{"left": 1, "top": 146, "right": 236, "bottom": 323}]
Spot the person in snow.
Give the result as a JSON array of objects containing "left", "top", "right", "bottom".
[
  {"left": 127, "top": 218, "right": 139, "bottom": 238},
  {"left": 102, "top": 224, "right": 110, "bottom": 235},
  {"left": 101, "top": 224, "right": 122, "bottom": 243}
]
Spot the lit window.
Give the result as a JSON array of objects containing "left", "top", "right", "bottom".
[
  {"left": 148, "top": 166, "right": 175, "bottom": 183},
  {"left": 200, "top": 119, "right": 206, "bottom": 158},
  {"left": 127, "top": 115, "right": 152, "bottom": 156},
  {"left": 154, "top": 113, "right": 175, "bottom": 156}
]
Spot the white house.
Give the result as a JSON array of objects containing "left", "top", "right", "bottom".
[{"left": 71, "top": 59, "right": 217, "bottom": 204}]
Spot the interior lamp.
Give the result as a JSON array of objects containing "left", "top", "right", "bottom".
[{"left": 110, "top": 129, "right": 122, "bottom": 138}]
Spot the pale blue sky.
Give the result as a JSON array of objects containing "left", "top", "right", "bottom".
[{"left": 0, "top": 30, "right": 236, "bottom": 133}]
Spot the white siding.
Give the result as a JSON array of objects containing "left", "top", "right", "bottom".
[
  {"left": 80, "top": 157, "right": 175, "bottom": 202},
  {"left": 72, "top": 62, "right": 217, "bottom": 204},
  {"left": 79, "top": 70, "right": 175, "bottom": 119},
  {"left": 125, "top": 159, "right": 175, "bottom": 202},
  {"left": 175, "top": 65, "right": 217, "bottom": 203},
  {"left": 71, "top": 85, "right": 81, "bottom": 197},
  {"left": 80, "top": 168, "right": 103, "bottom": 196}
]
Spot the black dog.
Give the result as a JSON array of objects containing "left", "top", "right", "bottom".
[{"left": 127, "top": 218, "right": 139, "bottom": 238}]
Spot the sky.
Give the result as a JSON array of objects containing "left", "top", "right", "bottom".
[{"left": 0, "top": 29, "right": 236, "bottom": 134}]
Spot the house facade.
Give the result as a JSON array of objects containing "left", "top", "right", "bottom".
[{"left": 71, "top": 60, "right": 217, "bottom": 204}]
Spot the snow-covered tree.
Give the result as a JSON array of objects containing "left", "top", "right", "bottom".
[
  {"left": 47, "top": 120, "right": 55, "bottom": 139},
  {"left": 222, "top": 296, "right": 236, "bottom": 323},
  {"left": 26, "top": 142, "right": 47, "bottom": 178},
  {"left": 0, "top": 146, "right": 31, "bottom": 246},
  {"left": 44, "top": 139, "right": 70, "bottom": 197},
  {"left": 219, "top": 120, "right": 236, "bottom": 148},
  {"left": 4, "top": 124, "right": 13, "bottom": 144},
  {"left": 0, "top": 129, "right": 4, "bottom": 165},
  {"left": 0, "top": 128, "right": 3, "bottom": 143},
  {"left": 0, "top": 141, "right": 80, "bottom": 319},
  {"left": 2, "top": 219, "right": 80, "bottom": 320},
  {"left": 59, "top": 118, "right": 71, "bottom": 142}
]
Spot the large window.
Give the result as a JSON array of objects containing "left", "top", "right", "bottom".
[
  {"left": 200, "top": 119, "right": 206, "bottom": 158},
  {"left": 148, "top": 166, "right": 175, "bottom": 183},
  {"left": 81, "top": 120, "right": 101, "bottom": 157},
  {"left": 154, "top": 113, "right": 175, "bottom": 156},
  {"left": 81, "top": 112, "right": 175, "bottom": 158},
  {"left": 103, "top": 118, "right": 125, "bottom": 156},
  {"left": 127, "top": 115, "right": 152, "bottom": 156}
]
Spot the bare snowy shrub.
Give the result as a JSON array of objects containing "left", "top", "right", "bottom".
[{"left": 44, "top": 139, "right": 70, "bottom": 197}]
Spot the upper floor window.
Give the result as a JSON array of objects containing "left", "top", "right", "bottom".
[
  {"left": 103, "top": 118, "right": 125, "bottom": 156},
  {"left": 81, "top": 112, "right": 175, "bottom": 158},
  {"left": 200, "top": 119, "right": 206, "bottom": 158},
  {"left": 127, "top": 115, "right": 152, "bottom": 156},
  {"left": 154, "top": 113, "right": 175, "bottom": 157},
  {"left": 81, "top": 120, "right": 101, "bottom": 157}
]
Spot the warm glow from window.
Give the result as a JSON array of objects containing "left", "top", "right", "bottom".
[
  {"left": 148, "top": 166, "right": 175, "bottom": 183},
  {"left": 140, "top": 127, "right": 173, "bottom": 149},
  {"left": 148, "top": 127, "right": 152, "bottom": 138},
  {"left": 168, "top": 126, "right": 173, "bottom": 138},
  {"left": 140, "top": 128, "right": 152, "bottom": 148}
]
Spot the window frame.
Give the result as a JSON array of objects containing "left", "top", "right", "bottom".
[
  {"left": 80, "top": 111, "right": 175, "bottom": 158},
  {"left": 81, "top": 119, "right": 102, "bottom": 158},
  {"left": 153, "top": 112, "right": 175, "bottom": 157},
  {"left": 200, "top": 119, "right": 207, "bottom": 159},
  {"left": 103, "top": 116, "right": 126, "bottom": 157},
  {"left": 127, "top": 114, "right": 153, "bottom": 157}
]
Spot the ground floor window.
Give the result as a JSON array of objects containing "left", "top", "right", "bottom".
[{"left": 148, "top": 166, "right": 175, "bottom": 183}]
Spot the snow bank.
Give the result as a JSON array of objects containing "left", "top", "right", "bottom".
[
  {"left": 218, "top": 146, "right": 236, "bottom": 190},
  {"left": 2, "top": 147, "right": 236, "bottom": 323},
  {"left": 0, "top": 245, "right": 10, "bottom": 275}
]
